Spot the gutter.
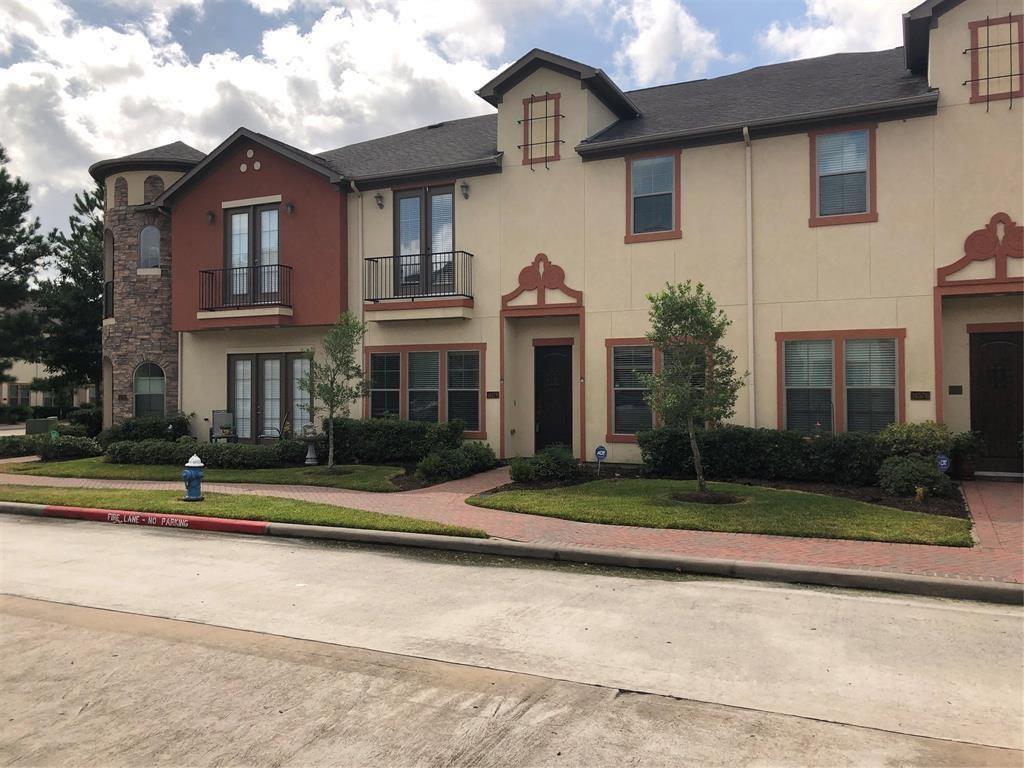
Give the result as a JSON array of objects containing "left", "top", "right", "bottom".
[
  {"left": 575, "top": 92, "right": 939, "bottom": 159},
  {"left": 350, "top": 155, "right": 503, "bottom": 190},
  {"left": 743, "top": 126, "right": 755, "bottom": 427}
]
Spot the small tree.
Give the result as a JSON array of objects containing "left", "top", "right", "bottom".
[
  {"left": 300, "top": 312, "right": 367, "bottom": 468},
  {"left": 645, "top": 281, "right": 745, "bottom": 494}
]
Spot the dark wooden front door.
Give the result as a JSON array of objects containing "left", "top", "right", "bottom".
[
  {"left": 534, "top": 345, "right": 573, "bottom": 452},
  {"left": 970, "top": 331, "right": 1024, "bottom": 472}
]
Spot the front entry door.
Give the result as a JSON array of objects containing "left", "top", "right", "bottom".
[
  {"left": 970, "top": 331, "right": 1024, "bottom": 472},
  {"left": 534, "top": 345, "right": 573, "bottom": 452}
]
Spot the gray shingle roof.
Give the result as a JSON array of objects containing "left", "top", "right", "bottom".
[
  {"left": 580, "top": 48, "right": 934, "bottom": 151},
  {"left": 316, "top": 115, "right": 499, "bottom": 182},
  {"left": 88, "top": 141, "right": 206, "bottom": 180}
]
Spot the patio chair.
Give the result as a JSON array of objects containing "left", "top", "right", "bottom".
[{"left": 209, "top": 410, "right": 235, "bottom": 443}]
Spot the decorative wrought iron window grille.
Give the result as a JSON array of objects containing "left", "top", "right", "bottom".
[
  {"left": 963, "top": 13, "right": 1023, "bottom": 111},
  {"left": 517, "top": 92, "right": 565, "bottom": 170}
]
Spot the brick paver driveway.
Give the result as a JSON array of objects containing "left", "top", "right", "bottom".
[{"left": 1, "top": 466, "right": 1020, "bottom": 584}]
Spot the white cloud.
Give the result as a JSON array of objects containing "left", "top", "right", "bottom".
[
  {"left": 612, "top": 0, "right": 726, "bottom": 87},
  {"left": 760, "top": 0, "right": 919, "bottom": 61},
  {"left": 0, "top": 0, "right": 540, "bottom": 231}
]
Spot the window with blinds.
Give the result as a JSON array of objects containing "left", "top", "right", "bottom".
[
  {"left": 631, "top": 156, "right": 674, "bottom": 234},
  {"left": 845, "top": 338, "right": 896, "bottom": 432},
  {"left": 447, "top": 350, "right": 480, "bottom": 431},
  {"left": 784, "top": 340, "right": 833, "bottom": 433},
  {"left": 816, "top": 130, "right": 868, "bottom": 217},
  {"left": 408, "top": 351, "right": 440, "bottom": 422},
  {"left": 612, "top": 346, "right": 653, "bottom": 434},
  {"left": 369, "top": 353, "right": 400, "bottom": 419}
]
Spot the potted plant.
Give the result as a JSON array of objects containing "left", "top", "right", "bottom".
[{"left": 951, "top": 431, "right": 984, "bottom": 480}]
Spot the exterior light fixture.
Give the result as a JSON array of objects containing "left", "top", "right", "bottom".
[
  {"left": 374, "top": 192, "right": 385, "bottom": 209},
  {"left": 206, "top": 210, "right": 215, "bottom": 224},
  {"left": 286, "top": 202, "right": 295, "bottom": 215},
  {"left": 460, "top": 180, "right": 470, "bottom": 199}
]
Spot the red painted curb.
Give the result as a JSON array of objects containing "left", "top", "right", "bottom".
[{"left": 42, "top": 505, "right": 269, "bottom": 535}]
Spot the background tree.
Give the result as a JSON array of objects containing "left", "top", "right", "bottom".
[
  {"left": 301, "top": 311, "right": 367, "bottom": 468},
  {"left": 0, "top": 144, "right": 46, "bottom": 384},
  {"left": 32, "top": 184, "right": 104, "bottom": 406},
  {"left": 645, "top": 281, "right": 745, "bottom": 494}
]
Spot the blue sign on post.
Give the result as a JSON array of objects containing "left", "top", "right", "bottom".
[
  {"left": 595, "top": 444, "right": 608, "bottom": 475},
  {"left": 936, "top": 453, "right": 951, "bottom": 474}
]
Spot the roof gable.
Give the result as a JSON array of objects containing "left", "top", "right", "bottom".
[
  {"left": 476, "top": 49, "right": 640, "bottom": 119},
  {"left": 157, "top": 127, "right": 342, "bottom": 205}
]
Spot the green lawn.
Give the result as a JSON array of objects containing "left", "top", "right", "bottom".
[
  {"left": 468, "top": 478, "right": 973, "bottom": 547},
  {"left": 6, "top": 457, "right": 404, "bottom": 492},
  {"left": 0, "top": 485, "right": 485, "bottom": 538}
]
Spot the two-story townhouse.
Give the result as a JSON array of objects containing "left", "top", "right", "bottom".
[{"left": 90, "top": 0, "right": 1023, "bottom": 474}]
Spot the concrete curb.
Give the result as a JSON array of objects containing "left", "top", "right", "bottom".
[{"left": 2, "top": 501, "right": 1021, "bottom": 605}]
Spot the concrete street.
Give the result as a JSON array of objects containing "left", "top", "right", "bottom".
[{"left": 1, "top": 514, "right": 1022, "bottom": 766}]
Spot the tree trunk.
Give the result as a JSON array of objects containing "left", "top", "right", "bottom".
[
  {"left": 687, "top": 415, "right": 707, "bottom": 493},
  {"left": 327, "top": 414, "right": 335, "bottom": 468}
]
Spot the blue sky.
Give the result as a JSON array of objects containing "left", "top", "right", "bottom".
[{"left": 0, "top": 0, "right": 916, "bottom": 231}]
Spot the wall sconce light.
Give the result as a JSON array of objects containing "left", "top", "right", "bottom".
[
  {"left": 206, "top": 210, "right": 215, "bottom": 224},
  {"left": 460, "top": 180, "right": 470, "bottom": 199},
  {"left": 285, "top": 202, "right": 295, "bottom": 215},
  {"left": 373, "top": 192, "right": 385, "bottom": 209}
]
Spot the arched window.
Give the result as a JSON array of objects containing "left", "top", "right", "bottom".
[
  {"left": 133, "top": 362, "right": 165, "bottom": 417},
  {"left": 139, "top": 226, "right": 160, "bottom": 269},
  {"left": 103, "top": 230, "right": 114, "bottom": 318}
]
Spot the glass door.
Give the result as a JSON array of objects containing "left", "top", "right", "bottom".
[
  {"left": 227, "top": 210, "right": 251, "bottom": 305},
  {"left": 260, "top": 355, "right": 283, "bottom": 442},
  {"left": 395, "top": 190, "right": 423, "bottom": 296},
  {"left": 229, "top": 353, "right": 309, "bottom": 443},
  {"left": 231, "top": 356, "right": 254, "bottom": 440},
  {"left": 429, "top": 188, "right": 454, "bottom": 295},
  {"left": 257, "top": 206, "right": 279, "bottom": 303}
]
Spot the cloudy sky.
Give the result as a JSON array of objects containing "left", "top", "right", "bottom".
[{"left": 1, "top": 0, "right": 917, "bottom": 232}]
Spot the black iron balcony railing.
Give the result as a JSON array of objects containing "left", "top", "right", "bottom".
[
  {"left": 103, "top": 280, "right": 114, "bottom": 319},
  {"left": 199, "top": 265, "right": 292, "bottom": 311},
  {"left": 364, "top": 251, "right": 473, "bottom": 302}
]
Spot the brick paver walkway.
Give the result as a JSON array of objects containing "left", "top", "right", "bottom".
[{"left": 1, "top": 467, "right": 1020, "bottom": 584}]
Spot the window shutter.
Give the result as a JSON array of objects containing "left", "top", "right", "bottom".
[
  {"left": 816, "top": 130, "right": 868, "bottom": 216},
  {"left": 845, "top": 338, "right": 896, "bottom": 432}
]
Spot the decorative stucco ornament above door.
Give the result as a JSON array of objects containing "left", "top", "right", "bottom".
[
  {"left": 937, "top": 212, "right": 1023, "bottom": 286},
  {"left": 501, "top": 252, "right": 583, "bottom": 309}
]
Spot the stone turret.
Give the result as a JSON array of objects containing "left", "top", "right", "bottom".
[{"left": 88, "top": 142, "right": 205, "bottom": 428}]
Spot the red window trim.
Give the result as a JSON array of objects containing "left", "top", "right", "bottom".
[
  {"left": 775, "top": 328, "right": 907, "bottom": 433},
  {"left": 807, "top": 124, "right": 878, "bottom": 228},
  {"left": 624, "top": 148, "right": 682, "bottom": 244},
  {"left": 968, "top": 15, "right": 1024, "bottom": 104},
  {"left": 605, "top": 338, "right": 661, "bottom": 443},
  {"left": 364, "top": 342, "right": 487, "bottom": 439},
  {"left": 521, "top": 93, "right": 561, "bottom": 166}
]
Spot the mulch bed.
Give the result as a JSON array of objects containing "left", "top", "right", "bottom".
[{"left": 732, "top": 478, "right": 968, "bottom": 519}]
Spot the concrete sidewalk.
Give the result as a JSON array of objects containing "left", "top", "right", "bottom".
[{"left": 1, "top": 467, "right": 1020, "bottom": 584}]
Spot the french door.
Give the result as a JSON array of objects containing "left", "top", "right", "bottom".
[
  {"left": 228, "top": 352, "right": 311, "bottom": 443},
  {"left": 394, "top": 186, "right": 454, "bottom": 296},
  {"left": 225, "top": 204, "right": 280, "bottom": 306}
]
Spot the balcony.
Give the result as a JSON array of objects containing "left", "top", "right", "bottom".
[
  {"left": 363, "top": 251, "right": 473, "bottom": 320},
  {"left": 197, "top": 265, "right": 293, "bottom": 323}
]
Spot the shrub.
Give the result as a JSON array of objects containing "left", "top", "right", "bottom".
[
  {"left": 31, "top": 406, "right": 63, "bottom": 419},
  {"left": 0, "top": 435, "right": 42, "bottom": 458},
  {"left": 35, "top": 435, "right": 103, "bottom": 461},
  {"left": 0, "top": 405, "right": 31, "bottom": 423},
  {"left": 68, "top": 407, "right": 103, "bottom": 436},
  {"left": 876, "top": 421, "right": 952, "bottom": 458},
  {"left": 322, "top": 418, "right": 464, "bottom": 464},
  {"left": 274, "top": 439, "right": 309, "bottom": 466},
  {"left": 806, "top": 432, "right": 885, "bottom": 486},
  {"left": 415, "top": 442, "right": 498, "bottom": 484},
  {"left": 104, "top": 414, "right": 192, "bottom": 444},
  {"left": 106, "top": 438, "right": 304, "bottom": 469},
  {"left": 877, "top": 455, "right": 956, "bottom": 498},
  {"left": 510, "top": 445, "right": 592, "bottom": 485},
  {"left": 54, "top": 423, "right": 90, "bottom": 438}
]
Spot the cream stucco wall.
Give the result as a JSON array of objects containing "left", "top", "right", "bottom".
[
  {"left": 338, "top": 0, "right": 1023, "bottom": 463},
  {"left": 0, "top": 359, "right": 94, "bottom": 409},
  {"left": 104, "top": 170, "right": 185, "bottom": 206}
]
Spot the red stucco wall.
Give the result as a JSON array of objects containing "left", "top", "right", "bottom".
[{"left": 170, "top": 139, "right": 347, "bottom": 332}]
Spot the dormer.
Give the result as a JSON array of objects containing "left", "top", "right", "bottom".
[{"left": 477, "top": 49, "right": 640, "bottom": 168}]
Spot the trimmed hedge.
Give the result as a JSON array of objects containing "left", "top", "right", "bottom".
[
  {"left": 415, "top": 442, "right": 497, "bottom": 483},
  {"left": 510, "top": 445, "right": 594, "bottom": 485},
  {"left": 878, "top": 455, "right": 956, "bottom": 498},
  {"left": 106, "top": 438, "right": 309, "bottom": 469},
  {"left": 0, "top": 405, "right": 31, "bottom": 424},
  {"left": 876, "top": 421, "right": 952, "bottom": 458},
  {"left": 638, "top": 425, "right": 885, "bottom": 486},
  {"left": 68, "top": 407, "right": 103, "bottom": 436},
  {"left": 319, "top": 418, "right": 464, "bottom": 464},
  {"left": 35, "top": 435, "right": 104, "bottom": 461},
  {"left": 0, "top": 435, "right": 41, "bottom": 458},
  {"left": 99, "top": 414, "right": 192, "bottom": 445}
]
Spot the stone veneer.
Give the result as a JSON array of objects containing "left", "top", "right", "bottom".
[{"left": 101, "top": 174, "right": 179, "bottom": 425}]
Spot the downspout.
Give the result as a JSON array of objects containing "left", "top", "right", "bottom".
[
  {"left": 743, "top": 126, "right": 756, "bottom": 426},
  {"left": 349, "top": 180, "right": 366, "bottom": 418}
]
